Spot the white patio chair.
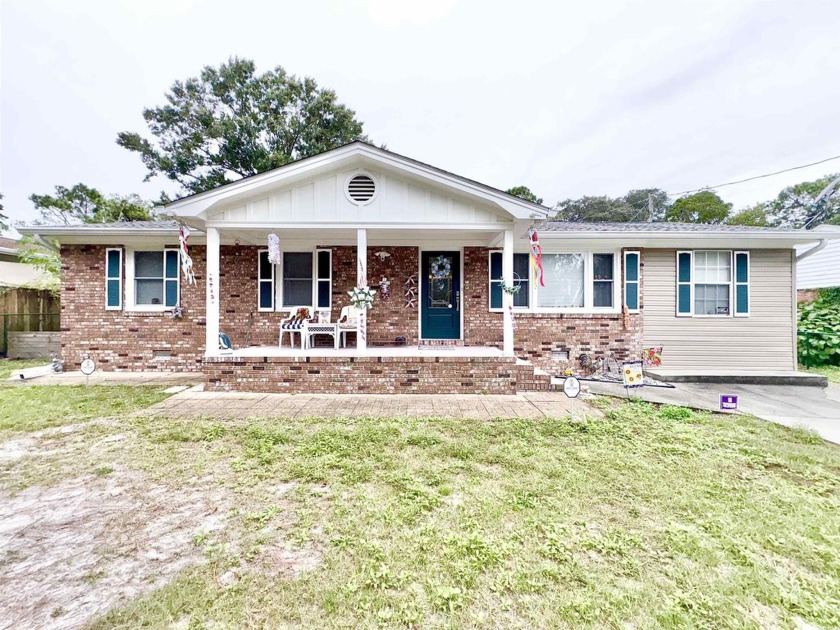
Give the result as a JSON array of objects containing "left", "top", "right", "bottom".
[
  {"left": 337, "top": 305, "right": 361, "bottom": 348},
  {"left": 279, "top": 308, "right": 312, "bottom": 348}
]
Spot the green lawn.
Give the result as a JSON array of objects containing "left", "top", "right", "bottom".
[
  {"left": 804, "top": 365, "right": 840, "bottom": 384},
  {"left": 1, "top": 380, "right": 839, "bottom": 628},
  {"left": 0, "top": 358, "right": 172, "bottom": 435}
]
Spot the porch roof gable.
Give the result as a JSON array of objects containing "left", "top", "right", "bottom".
[{"left": 163, "top": 141, "right": 549, "bottom": 223}]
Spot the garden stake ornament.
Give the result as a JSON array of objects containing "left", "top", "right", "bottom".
[
  {"left": 528, "top": 226, "right": 545, "bottom": 287},
  {"left": 178, "top": 225, "right": 196, "bottom": 285},
  {"left": 267, "top": 233, "right": 281, "bottom": 265}
]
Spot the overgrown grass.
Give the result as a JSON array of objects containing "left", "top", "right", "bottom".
[
  {"left": 78, "top": 400, "right": 840, "bottom": 629},
  {"left": 804, "top": 365, "right": 840, "bottom": 384},
  {"left": 0, "top": 385, "right": 171, "bottom": 434}
]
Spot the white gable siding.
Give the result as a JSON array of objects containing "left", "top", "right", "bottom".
[
  {"left": 642, "top": 249, "right": 796, "bottom": 371},
  {"left": 207, "top": 168, "right": 508, "bottom": 225},
  {"left": 796, "top": 238, "right": 840, "bottom": 289}
]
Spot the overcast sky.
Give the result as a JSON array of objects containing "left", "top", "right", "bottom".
[{"left": 2, "top": 0, "right": 839, "bottom": 232}]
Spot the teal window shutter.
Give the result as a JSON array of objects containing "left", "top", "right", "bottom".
[
  {"left": 489, "top": 252, "right": 503, "bottom": 309},
  {"left": 164, "top": 250, "right": 179, "bottom": 307},
  {"left": 624, "top": 251, "right": 640, "bottom": 311},
  {"left": 734, "top": 251, "right": 749, "bottom": 316},
  {"left": 258, "top": 250, "right": 275, "bottom": 311},
  {"left": 105, "top": 248, "right": 122, "bottom": 310},
  {"left": 676, "top": 251, "right": 692, "bottom": 315}
]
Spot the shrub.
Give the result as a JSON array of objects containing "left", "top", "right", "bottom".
[{"left": 798, "top": 293, "right": 840, "bottom": 366}]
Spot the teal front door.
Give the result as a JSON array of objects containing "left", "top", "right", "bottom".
[{"left": 421, "top": 251, "right": 461, "bottom": 340}]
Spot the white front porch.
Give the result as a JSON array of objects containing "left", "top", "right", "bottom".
[
  {"left": 224, "top": 345, "right": 507, "bottom": 359},
  {"left": 202, "top": 225, "right": 520, "bottom": 359}
]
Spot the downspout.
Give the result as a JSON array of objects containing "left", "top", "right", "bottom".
[
  {"left": 31, "top": 234, "right": 60, "bottom": 253},
  {"left": 795, "top": 238, "right": 828, "bottom": 263}
]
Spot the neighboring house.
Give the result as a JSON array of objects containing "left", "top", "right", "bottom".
[
  {"left": 796, "top": 224, "right": 840, "bottom": 299},
  {"left": 18, "top": 142, "right": 835, "bottom": 392}
]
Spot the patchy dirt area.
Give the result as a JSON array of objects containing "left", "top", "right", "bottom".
[
  {"left": 0, "top": 466, "right": 230, "bottom": 630},
  {"left": 0, "top": 418, "right": 323, "bottom": 630}
]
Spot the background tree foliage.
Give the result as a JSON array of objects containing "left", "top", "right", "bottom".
[
  {"left": 505, "top": 185, "right": 543, "bottom": 205},
  {"left": 30, "top": 184, "right": 153, "bottom": 225},
  {"left": 725, "top": 203, "right": 770, "bottom": 227},
  {"left": 0, "top": 193, "right": 8, "bottom": 232},
  {"left": 767, "top": 173, "right": 840, "bottom": 228},
  {"left": 553, "top": 188, "right": 668, "bottom": 222},
  {"left": 665, "top": 190, "right": 731, "bottom": 224},
  {"left": 117, "top": 57, "right": 369, "bottom": 195}
]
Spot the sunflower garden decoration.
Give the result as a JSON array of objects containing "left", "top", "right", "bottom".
[{"left": 348, "top": 285, "right": 376, "bottom": 310}]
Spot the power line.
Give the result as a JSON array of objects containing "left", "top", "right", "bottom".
[{"left": 670, "top": 154, "right": 840, "bottom": 197}]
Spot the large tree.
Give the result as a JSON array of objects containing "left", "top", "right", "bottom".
[
  {"left": 117, "top": 57, "right": 369, "bottom": 195},
  {"left": 665, "top": 190, "right": 731, "bottom": 224},
  {"left": 30, "top": 184, "right": 153, "bottom": 225},
  {"left": 505, "top": 185, "right": 543, "bottom": 205},
  {"left": 767, "top": 173, "right": 840, "bottom": 228}
]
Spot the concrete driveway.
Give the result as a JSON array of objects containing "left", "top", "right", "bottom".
[{"left": 587, "top": 380, "right": 840, "bottom": 444}]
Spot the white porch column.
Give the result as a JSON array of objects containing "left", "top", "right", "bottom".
[
  {"left": 205, "top": 227, "right": 220, "bottom": 357},
  {"left": 356, "top": 228, "right": 368, "bottom": 352},
  {"left": 502, "top": 229, "right": 514, "bottom": 356}
]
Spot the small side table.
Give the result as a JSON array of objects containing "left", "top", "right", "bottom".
[{"left": 303, "top": 322, "right": 339, "bottom": 350}]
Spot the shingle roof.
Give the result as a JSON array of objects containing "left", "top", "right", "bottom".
[
  {"left": 539, "top": 221, "right": 801, "bottom": 233},
  {"left": 52, "top": 220, "right": 181, "bottom": 230}
]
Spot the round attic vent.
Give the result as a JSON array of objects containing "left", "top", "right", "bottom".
[{"left": 346, "top": 174, "right": 377, "bottom": 205}]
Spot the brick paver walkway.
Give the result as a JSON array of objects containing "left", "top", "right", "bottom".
[{"left": 139, "top": 388, "right": 597, "bottom": 420}]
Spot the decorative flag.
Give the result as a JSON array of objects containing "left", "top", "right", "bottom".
[
  {"left": 267, "top": 233, "right": 281, "bottom": 265},
  {"left": 178, "top": 225, "right": 196, "bottom": 285},
  {"left": 528, "top": 226, "right": 545, "bottom": 287}
]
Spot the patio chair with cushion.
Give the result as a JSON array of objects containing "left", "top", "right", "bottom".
[
  {"left": 338, "top": 305, "right": 361, "bottom": 348},
  {"left": 279, "top": 307, "right": 312, "bottom": 348}
]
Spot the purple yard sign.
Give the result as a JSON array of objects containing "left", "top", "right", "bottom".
[{"left": 720, "top": 395, "right": 739, "bottom": 411}]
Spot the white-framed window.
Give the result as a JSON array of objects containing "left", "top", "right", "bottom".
[
  {"left": 105, "top": 248, "right": 122, "bottom": 310},
  {"left": 488, "top": 251, "right": 530, "bottom": 310},
  {"left": 316, "top": 249, "right": 332, "bottom": 310},
  {"left": 281, "top": 252, "right": 314, "bottom": 308},
  {"left": 536, "top": 252, "right": 621, "bottom": 312},
  {"left": 124, "top": 248, "right": 179, "bottom": 311},
  {"left": 256, "top": 249, "right": 332, "bottom": 312},
  {"left": 676, "top": 250, "right": 750, "bottom": 317}
]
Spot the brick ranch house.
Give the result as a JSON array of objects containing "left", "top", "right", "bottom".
[{"left": 19, "top": 143, "right": 835, "bottom": 393}]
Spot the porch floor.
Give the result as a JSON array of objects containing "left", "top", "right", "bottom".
[{"left": 224, "top": 345, "right": 507, "bottom": 359}]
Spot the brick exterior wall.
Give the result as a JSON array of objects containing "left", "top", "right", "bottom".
[
  {"left": 797, "top": 288, "right": 820, "bottom": 304},
  {"left": 462, "top": 246, "right": 644, "bottom": 375},
  {"left": 205, "top": 356, "right": 518, "bottom": 394},
  {"left": 60, "top": 244, "right": 207, "bottom": 372},
  {"left": 61, "top": 242, "right": 643, "bottom": 387},
  {"left": 328, "top": 246, "right": 419, "bottom": 346}
]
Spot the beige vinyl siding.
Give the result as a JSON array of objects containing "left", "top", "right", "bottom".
[{"left": 642, "top": 249, "right": 796, "bottom": 371}]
